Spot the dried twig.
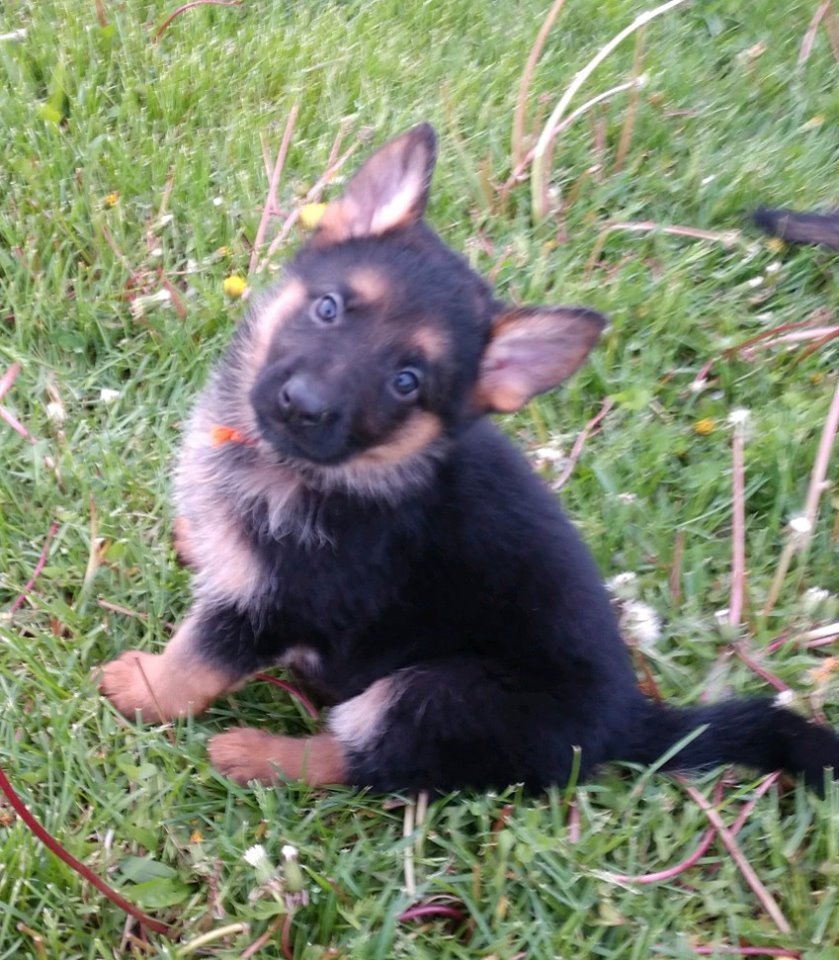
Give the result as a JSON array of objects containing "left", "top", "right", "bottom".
[
  {"left": 531, "top": 0, "right": 691, "bottom": 220},
  {"left": 554, "top": 397, "right": 615, "bottom": 490},
  {"left": 612, "top": 28, "right": 646, "bottom": 173},
  {"left": 511, "top": 0, "right": 569, "bottom": 170},
  {"left": 728, "top": 415, "right": 748, "bottom": 629},
  {"left": 259, "top": 140, "right": 361, "bottom": 270},
  {"left": 680, "top": 780, "right": 791, "bottom": 934},
  {"left": 8, "top": 522, "right": 59, "bottom": 614},
  {"left": 0, "top": 761, "right": 170, "bottom": 936},
  {"left": 585, "top": 220, "right": 742, "bottom": 279},
  {"left": 762, "top": 378, "right": 839, "bottom": 618},
  {"left": 798, "top": 0, "right": 838, "bottom": 63},
  {"left": 153, "top": 0, "right": 242, "bottom": 44},
  {"left": 256, "top": 673, "right": 320, "bottom": 720},
  {"left": 249, "top": 104, "right": 300, "bottom": 275}
]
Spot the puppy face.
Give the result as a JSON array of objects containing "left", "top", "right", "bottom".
[
  {"left": 249, "top": 239, "right": 493, "bottom": 469},
  {"left": 223, "top": 124, "right": 605, "bottom": 501}
]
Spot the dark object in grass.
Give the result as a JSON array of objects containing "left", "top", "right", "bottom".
[
  {"left": 754, "top": 207, "right": 839, "bottom": 250},
  {"left": 100, "top": 125, "right": 839, "bottom": 794}
]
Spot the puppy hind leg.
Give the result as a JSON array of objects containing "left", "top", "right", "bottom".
[{"left": 327, "top": 661, "right": 582, "bottom": 793}]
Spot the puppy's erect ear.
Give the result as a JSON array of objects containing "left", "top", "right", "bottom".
[
  {"left": 315, "top": 124, "right": 437, "bottom": 244},
  {"left": 475, "top": 306, "right": 606, "bottom": 413}
]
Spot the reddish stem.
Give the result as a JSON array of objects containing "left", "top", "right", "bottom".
[
  {"left": 255, "top": 673, "right": 320, "bottom": 719},
  {"left": 398, "top": 904, "right": 468, "bottom": 925},
  {"left": 0, "top": 760, "right": 170, "bottom": 936},
  {"left": 154, "top": 0, "right": 242, "bottom": 44},
  {"left": 9, "top": 522, "right": 59, "bottom": 614}
]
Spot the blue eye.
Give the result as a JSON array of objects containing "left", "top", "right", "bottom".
[
  {"left": 392, "top": 368, "right": 421, "bottom": 398},
  {"left": 312, "top": 293, "right": 342, "bottom": 324}
]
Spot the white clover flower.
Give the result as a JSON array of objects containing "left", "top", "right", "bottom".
[
  {"left": 129, "top": 288, "right": 171, "bottom": 319},
  {"left": 607, "top": 572, "right": 639, "bottom": 600},
  {"left": 46, "top": 401, "right": 66, "bottom": 425},
  {"left": 243, "top": 844, "right": 269, "bottom": 868},
  {"left": 765, "top": 261, "right": 782, "bottom": 275},
  {"left": 747, "top": 275, "right": 764, "bottom": 288},
  {"left": 727, "top": 408, "right": 750, "bottom": 427},
  {"left": 774, "top": 689, "right": 795, "bottom": 708},
  {"left": 620, "top": 600, "right": 662, "bottom": 650},
  {"left": 99, "top": 388, "right": 121, "bottom": 404}
]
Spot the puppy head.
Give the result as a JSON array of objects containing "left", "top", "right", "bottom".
[{"left": 236, "top": 124, "right": 605, "bottom": 499}]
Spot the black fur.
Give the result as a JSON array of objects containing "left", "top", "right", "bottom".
[
  {"left": 103, "top": 125, "right": 839, "bottom": 794},
  {"left": 754, "top": 207, "right": 839, "bottom": 250}
]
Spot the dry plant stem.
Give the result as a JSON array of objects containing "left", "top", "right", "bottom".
[
  {"left": 612, "top": 28, "right": 645, "bottom": 173},
  {"left": 762, "top": 377, "right": 839, "bottom": 618},
  {"left": 94, "top": 0, "right": 107, "bottom": 28},
  {"left": 240, "top": 915, "right": 284, "bottom": 959},
  {"left": 511, "top": 0, "right": 569, "bottom": 170},
  {"left": 403, "top": 797, "right": 417, "bottom": 898},
  {"left": 680, "top": 780, "right": 791, "bottom": 934},
  {"left": 728, "top": 417, "right": 747, "bottom": 629},
  {"left": 585, "top": 221, "right": 741, "bottom": 279},
  {"left": 799, "top": 0, "right": 834, "bottom": 63},
  {"left": 281, "top": 913, "right": 294, "bottom": 960},
  {"left": 0, "top": 761, "right": 170, "bottom": 936},
  {"left": 531, "top": 0, "right": 691, "bottom": 220},
  {"left": 154, "top": 0, "right": 242, "bottom": 44},
  {"left": 259, "top": 141, "right": 360, "bottom": 269},
  {"left": 176, "top": 923, "right": 250, "bottom": 955},
  {"left": 689, "top": 949, "right": 801, "bottom": 958},
  {"left": 554, "top": 396, "right": 615, "bottom": 490},
  {"left": 733, "top": 644, "right": 789, "bottom": 692},
  {"left": 248, "top": 103, "right": 299, "bottom": 275},
  {"left": 8, "top": 521, "right": 58, "bottom": 614},
  {"left": 0, "top": 362, "right": 20, "bottom": 401},
  {"left": 255, "top": 673, "right": 319, "bottom": 720}
]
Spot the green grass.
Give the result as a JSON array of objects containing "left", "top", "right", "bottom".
[{"left": 1, "top": 0, "right": 839, "bottom": 956}]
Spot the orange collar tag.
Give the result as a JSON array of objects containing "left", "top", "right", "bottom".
[{"left": 210, "top": 425, "right": 256, "bottom": 448}]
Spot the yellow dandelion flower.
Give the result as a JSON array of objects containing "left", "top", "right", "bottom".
[
  {"left": 104, "top": 191, "right": 119, "bottom": 208},
  {"left": 190, "top": 830, "right": 203, "bottom": 843},
  {"left": 765, "top": 237, "right": 786, "bottom": 254},
  {"left": 694, "top": 417, "right": 715, "bottom": 436},
  {"left": 299, "top": 202, "right": 327, "bottom": 230},
  {"left": 223, "top": 274, "right": 247, "bottom": 298}
]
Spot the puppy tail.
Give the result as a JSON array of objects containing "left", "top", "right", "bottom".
[
  {"left": 753, "top": 207, "right": 839, "bottom": 250},
  {"left": 623, "top": 697, "right": 839, "bottom": 792}
]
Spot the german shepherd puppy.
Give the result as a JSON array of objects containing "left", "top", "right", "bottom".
[{"left": 100, "top": 125, "right": 839, "bottom": 793}]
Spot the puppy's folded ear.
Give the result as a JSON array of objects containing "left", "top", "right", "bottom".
[
  {"left": 475, "top": 306, "right": 606, "bottom": 413},
  {"left": 315, "top": 123, "right": 437, "bottom": 244}
]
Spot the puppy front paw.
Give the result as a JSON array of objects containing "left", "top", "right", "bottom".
[
  {"left": 98, "top": 650, "right": 171, "bottom": 723},
  {"left": 98, "top": 647, "right": 221, "bottom": 723}
]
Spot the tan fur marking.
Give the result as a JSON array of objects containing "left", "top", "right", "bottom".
[
  {"left": 208, "top": 729, "right": 347, "bottom": 785},
  {"left": 348, "top": 266, "right": 390, "bottom": 304},
  {"left": 185, "top": 506, "right": 264, "bottom": 605},
  {"left": 349, "top": 411, "right": 442, "bottom": 470},
  {"left": 172, "top": 515, "right": 196, "bottom": 568},
  {"left": 99, "top": 612, "right": 243, "bottom": 722},
  {"left": 251, "top": 277, "right": 307, "bottom": 370},
  {"left": 279, "top": 645, "right": 323, "bottom": 678},
  {"left": 409, "top": 326, "right": 447, "bottom": 362},
  {"left": 329, "top": 676, "right": 401, "bottom": 751}
]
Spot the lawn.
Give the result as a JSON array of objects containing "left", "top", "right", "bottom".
[{"left": 1, "top": 0, "right": 838, "bottom": 957}]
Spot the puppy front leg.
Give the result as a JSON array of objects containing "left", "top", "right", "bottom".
[{"left": 99, "top": 606, "right": 249, "bottom": 723}]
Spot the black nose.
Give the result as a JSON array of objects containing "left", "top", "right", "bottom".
[{"left": 278, "top": 375, "right": 332, "bottom": 427}]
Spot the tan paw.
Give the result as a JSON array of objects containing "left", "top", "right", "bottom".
[
  {"left": 208, "top": 729, "right": 347, "bottom": 786},
  {"left": 98, "top": 650, "right": 173, "bottom": 723}
]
